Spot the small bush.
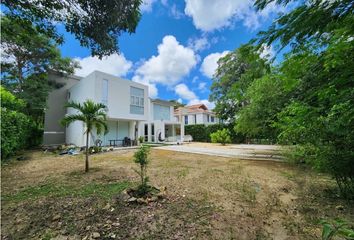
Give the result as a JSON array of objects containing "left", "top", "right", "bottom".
[
  {"left": 89, "top": 146, "right": 102, "bottom": 154},
  {"left": 210, "top": 129, "right": 232, "bottom": 145}
]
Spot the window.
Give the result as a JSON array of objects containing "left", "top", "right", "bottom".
[
  {"left": 153, "top": 104, "right": 170, "bottom": 121},
  {"left": 194, "top": 115, "right": 197, "bottom": 124},
  {"left": 102, "top": 79, "right": 108, "bottom": 105},
  {"left": 184, "top": 115, "right": 188, "bottom": 125},
  {"left": 207, "top": 114, "right": 210, "bottom": 122},
  {"left": 211, "top": 116, "right": 215, "bottom": 122},
  {"left": 130, "top": 87, "right": 144, "bottom": 115}
]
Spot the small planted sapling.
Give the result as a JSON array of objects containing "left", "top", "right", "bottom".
[{"left": 133, "top": 145, "right": 152, "bottom": 197}]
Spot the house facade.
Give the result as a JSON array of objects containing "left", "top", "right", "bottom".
[
  {"left": 174, "top": 104, "right": 219, "bottom": 125},
  {"left": 43, "top": 71, "right": 184, "bottom": 147}
]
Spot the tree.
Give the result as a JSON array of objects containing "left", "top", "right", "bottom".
[
  {"left": 61, "top": 100, "right": 108, "bottom": 173},
  {"left": 169, "top": 100, "right": 186, "bottom": 110},
  {"left": 210, "top": 129, "right": 231, "bottom": 146},
  {"left": 210, "top": 44, "right": 270, "bottom": 123},
  {"left": 254, "top": 0, "right": 354, "bottom": 50},
  {"left": 1, "top": 16, "right": 77, "bottom": 122},
  {"left": 3, "top": 0, "right": 142, "bottom": 58}
]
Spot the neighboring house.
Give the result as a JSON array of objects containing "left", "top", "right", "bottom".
[
  {"left": 43, "top": 71, "right": 183, "bottom": 146},
  {"left": 174, "top": 104, "right": 219, "bottom": 125}
]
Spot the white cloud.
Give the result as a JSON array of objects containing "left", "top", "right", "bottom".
[
  {"left": 188, "top": 99, "right": 215, "bottom": 110},
  {"left": 184, "top": 0, "right": 284, "bottom": 31},
  {"left": 140, "top": 0, "right": 157, "bottom": 12},
  {"left": 259, "top": 44, "right": 275, "bottom": 61},
  {"left": 188, "top": 36, "right": 210, "bottom": 52},
  {"left": 175, "top": 83, "right": 197, "bottom": 100},
  {"left": 170, "top": 4, "right": 184, "bottom": 19},
  {"left": 198, "top": 82, "right": 207, "bottom": 92},
  {"left": 134, "top": 35, "right": 197, "bottom": 86},
  {"left": 175, "top": 83, "right": 215, "bottom": 109},
  {"left": 200, "top": 50, "right": 229, "bottom": 78},
  {"left": 74, "top": 54, "right": 132, "bottom": 77}
]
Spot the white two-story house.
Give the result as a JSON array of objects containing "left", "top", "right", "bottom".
[
  {"left": 43, "top": 71, "right": 184, "bottom": 147},
  {"left": 174, "top": 104, "right": 219, "bottom": 125}
]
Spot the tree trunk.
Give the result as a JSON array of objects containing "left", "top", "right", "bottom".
[{"left": 85, "top": 131, "right": 90, "bottom": 172}]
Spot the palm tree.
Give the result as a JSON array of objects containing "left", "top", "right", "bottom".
[{"left": 61, "top": 100, "right": 108, "bottom": 172}]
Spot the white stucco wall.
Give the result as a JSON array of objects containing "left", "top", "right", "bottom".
[{"left": 93, "top": 71, "right": 149, "bottom": 121}]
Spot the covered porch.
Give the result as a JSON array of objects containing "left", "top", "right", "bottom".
[{"left": 92, "top": 119, "right": 140, "bottom": 147}]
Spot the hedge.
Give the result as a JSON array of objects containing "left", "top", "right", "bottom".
[
  {"left": 1, "top": 109, "right": 32, "bottom": 159},
  {"left": 185, "top": 124, "right": 245, "bottom": 143}
]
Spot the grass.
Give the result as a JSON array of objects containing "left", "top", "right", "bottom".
[
  {"left": 1, "top": 147, "right": 353, "bottom": 239},
  {"left": 2, "top": 181, "right": 131, "bottom": 202}
]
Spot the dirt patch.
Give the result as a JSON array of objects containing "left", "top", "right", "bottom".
[{"left": 1, "top": 149, "right": 353, "bottom": 239}]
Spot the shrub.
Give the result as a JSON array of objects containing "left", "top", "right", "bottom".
[
  {"left": 210, "top": 129, "right": 232, "bottom": 145},
  {"left": 185, "top": 123, "right": 244, "bottom": 143},
  {"left": 1, "top": 87, "right": 32, "bottom": 160},
  {"left": 185, "top": 124, "right": 208, "bottom": 142},
  {"left": 1, "top": 108, "right": 31, "bottom": 159}
]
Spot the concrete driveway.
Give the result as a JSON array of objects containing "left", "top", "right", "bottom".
[{"left": 156, "top": 142, "right": 284, "bottom": 161}]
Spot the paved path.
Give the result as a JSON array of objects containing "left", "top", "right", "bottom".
[{"left": 156, "top": 143, "right": 284, "bottom": 162}]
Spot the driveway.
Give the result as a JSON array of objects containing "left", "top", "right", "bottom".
[{"left": 156, "top": 142, "right": 284, "bottom": 161}]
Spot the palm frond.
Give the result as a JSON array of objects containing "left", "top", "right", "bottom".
[
  {"left": 60, "top": 114, "right": 86, "bottom": 127},
  {"left": 64, "top": 101, "right": 84, "bottom": 111}
]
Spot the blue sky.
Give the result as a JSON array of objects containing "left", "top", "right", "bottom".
[{"left": 59, "top": 0, "right": 283, "bottom": 109}]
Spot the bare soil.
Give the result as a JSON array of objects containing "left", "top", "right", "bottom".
[{"left": 1, "top": 148, "right": 353, "bottom": 239}]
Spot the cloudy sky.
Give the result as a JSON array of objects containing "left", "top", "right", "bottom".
[{"left": 59, "top": 0, "right": 283, "bottom": 109}]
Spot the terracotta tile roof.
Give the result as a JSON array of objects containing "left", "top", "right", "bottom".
[{"left": 174, "top": 104, "right": 215, "bottom": 115}]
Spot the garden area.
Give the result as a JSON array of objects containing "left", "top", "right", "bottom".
[{"left": 2, "top": 148, "right": 353, "bottom": 239}]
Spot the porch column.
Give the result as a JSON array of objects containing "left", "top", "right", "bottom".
[
  {"left": 129, "top": 121, "right": 136, "bottom": 140},
  {"left": 148, "top": 123, "right": 152, "bottom": 142},
  {"left": 180, "top": 122, "right": 185, "bottom": 142},
  {"left": 172, "top": 124, "right": 176, "bottom": 138}
]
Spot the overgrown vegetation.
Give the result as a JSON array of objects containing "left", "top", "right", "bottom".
[
  {"left": 210, "top": 129, "right": 231, "bottom": 145},
  {"left": 1, "top": 87, "right": 41, "bottom": 160},
  {"left": 211, "top": 0, "right": 354, "bottom": 198}
]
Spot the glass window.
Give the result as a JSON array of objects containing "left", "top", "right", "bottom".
[
  {"left": 153, "top": 104, "right": 170, "bottom": 121},
  {"left": 102, "top": 79, "right": 108, "bottom": 105},
  {"left": 130, "top": 87, "right": 144, "bottom": 115},
  {"left": 211, "top": 116, "right": 215, "bottom": 122},
  {"left": 184, "top": 115, "right": 188, "bottom": 124},
  {"left": 207, "top": 115, "right": 210, "bottom": 122}
]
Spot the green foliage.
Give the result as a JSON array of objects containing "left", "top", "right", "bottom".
[
  {"left": 133, "top": 145, "right": 151, "bottom": 196},
  {"left": 3, "top": 0, "right": 142, "bottom": 57},
  {"left": 185, "top": 124, "right": 209, "bottom": 142},
  {"left": 210, "top": 44, "right": 270, "bottom": 123},
  {"left": 210, "top": 129, "right": 232, "bottom": 145},
  {"left": 138, "top": 136, "right": 144, "bottom": 143},
  {"left": 1, "top": 16, "right": 77, "bottom": 122},
  {"left": 320, "top": 219, "right": 354, "bottom": 240},
  {"left": 254, "top": 0, "right": 354, "bottom": 50},
  {"left": 213, "top": 0, "right": 354, "bottom": 198},
  {"left": 0, "top": 87, "right": 41, "bottom": 160},
  {"left": 88, "top": 146, "right": 102, "bottom": 154},
  {"left": 185, "top": 124, "right": 243, "bottom": 143},
  {"left": 61, "top": 100, "right": 108, "bottom": 172}
]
